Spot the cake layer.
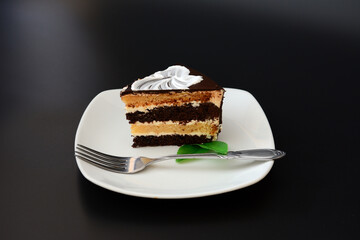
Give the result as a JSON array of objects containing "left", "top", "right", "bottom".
[
  {"left": 130, "top": 120, "right": 220, "bottom": 137},
  {"left": 125, "top": 102, "right": 199, "bottom": 113},
  {"left": 121, "top": 90, "right": 224, "bottom": 109},
  {"left": 132, "top": 135, "right": 214, "bottom": 147},
  {"left": 126, "top": 103, "right": 221, "bottom": 123}
]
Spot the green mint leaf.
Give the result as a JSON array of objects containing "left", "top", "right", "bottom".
[
  {"left": 195, "top": 141, "right": 228, "bottom": 155},
  {"left": 176, "top": 145, "right": 210, "bottom": 163},
  {"left": 176, "top": 141, "right": 228, "bottom": 163},
  {"left": 177, "top": 144, "right": 201, "bottom": 155}
]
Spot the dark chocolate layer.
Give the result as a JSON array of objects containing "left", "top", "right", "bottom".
[
  {"left": 126, "top": 103, "right": 221, "bottom": 123},
  {"left": 120, "top": 66, "right": 223, "bottom": 96},
  {"left": 132, "top": 135, "right": 214, "bottom": 147}
]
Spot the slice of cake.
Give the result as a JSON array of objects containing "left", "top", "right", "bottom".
[{"left": 120, "top": 65, "right": 225, "bottom": 147}]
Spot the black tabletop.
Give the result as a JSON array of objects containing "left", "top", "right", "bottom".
[{"left": 1, "top": 1, "right": 359, "bottom": 239}]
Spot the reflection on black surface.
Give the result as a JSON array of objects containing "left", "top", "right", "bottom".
[{"left": 77, "top": 170, "right": 276, "bottom": 225}]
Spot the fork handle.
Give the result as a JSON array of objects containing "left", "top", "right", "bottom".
[
  {"left": 151, "top": 149, "right": 285, "bottom": 163},
  {"left": 226, "top": 149, "right": 285, "bottom": 160}
]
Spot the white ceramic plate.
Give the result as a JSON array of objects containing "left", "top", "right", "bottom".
[{"left": 74, "top": 88, "right": 275, "bottom": 199}]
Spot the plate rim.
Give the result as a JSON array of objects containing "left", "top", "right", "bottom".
[{"left": 74, "top": 87, "right": 275, "bottom": 199}]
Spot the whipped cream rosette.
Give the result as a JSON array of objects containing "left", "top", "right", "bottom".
[{"left": 131, "top": 65, "right": 203, "bottom": 91}]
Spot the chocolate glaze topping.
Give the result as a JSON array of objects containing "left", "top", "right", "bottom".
[{"left": 120, "top": 66, "right": 223, "bottom": 96}]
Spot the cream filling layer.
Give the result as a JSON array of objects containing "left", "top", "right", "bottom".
[{"left": 130, "top": 120, "right": 220, "bottom": 138}]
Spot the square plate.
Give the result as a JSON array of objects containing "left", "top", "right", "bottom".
[{"left": 74, "top": 88, "right": 275, "bottom": 198}]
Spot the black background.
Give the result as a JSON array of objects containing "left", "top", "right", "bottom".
[{"left": 1, "top": 0, "right": 359, "bottom": 239}]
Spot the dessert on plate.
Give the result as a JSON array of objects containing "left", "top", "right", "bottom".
[{"left": 120, "top": 65, "right": 225, "bottom": 147}]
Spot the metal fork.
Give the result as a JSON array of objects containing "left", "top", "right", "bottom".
[{"left": 75, "top": 144, "right": 285, "bottom": 173}]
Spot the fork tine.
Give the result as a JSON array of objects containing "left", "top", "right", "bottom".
[
  {"left": 75, "top": 150, "right": 126, "bottom": 167},
  {"left": 76, "top": 144, "right": 127, "bottom": 163},
  {"left": 75, "top": 154, "right": 127, "bottom": 173}
]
